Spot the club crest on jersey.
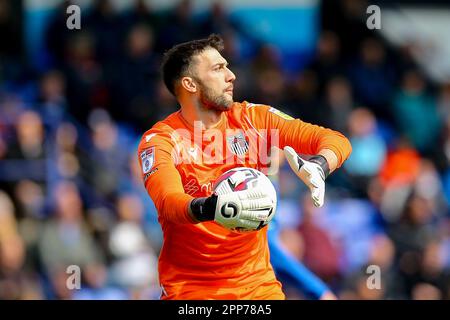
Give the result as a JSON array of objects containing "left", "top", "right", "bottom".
[
  {"left": 226, "top": 132, "right": 249, "bottom": 156},
  {"left": 140, "top": 147, "right": 155, "bottom": 174}
]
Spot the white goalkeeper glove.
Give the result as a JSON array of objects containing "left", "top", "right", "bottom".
[
  {"left": 190, "top": 187, "right": 274, "bottom": 231},
  {"left": 283, "top": 146, "right": 330, "bottom": 208}
]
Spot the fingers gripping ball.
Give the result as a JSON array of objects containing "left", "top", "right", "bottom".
[{"left": 212, "top": 167, "right": 277, "bottom": 233}]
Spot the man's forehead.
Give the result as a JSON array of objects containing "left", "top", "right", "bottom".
[{"left": 194, "top": 48, "right": 226, "bottom": 67}]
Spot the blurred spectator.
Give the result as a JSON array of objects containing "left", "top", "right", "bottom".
[
  {"left": 14, "top": 180, "right": 46, "bottom": 278},
  {"left": 55, "top": 122, "right": 80, "bottom": 179},
  {"left": 339, "top": 271, "right": 385, "bottom": 300},
  {"left": 379, "top": 139, "right": 421, "bottom": 189},
  {"left": 278, "top": 228, "right": 305, "bottom": 263},
  {"left": 199, "top": 1, "right": 235, "bottom": 37},
  {"left": 344, "top": 108, "right": 387, "bottom": 195},
  {"left": 393, "top": 69, "right": 441, "bottom": 154},
  {"left": 412, "top": 282, "right": 443, "bottom": 300},
  {"left": 284, "top": 69, "right": 321, "bottom": 123},
  {"left": 62, "top": 31, "right": 105, "bottom": 122},
  {"left": 321, "top": 0, "right": 372, "bottom": 58},
  {"left": 414, "top": 159, "right": 446, "bottom": 211},
  {"left": 340, "top": 234, "right": 399, "bottom": 299},
  {"left": 108, "top": 193, "right": 159, "bottom": 299},
  {"left": 297, "top": 195, "right": 341, "bottom": 283},
  {"left": 251, "top": 44, "right": 282, "bottom": 76},
  {"left": 348, "top": 38, "right": 396, "bottom": 122},
  {"left": 37, "top": 181, "right": 105, "bottom": 299},
  {"left": 72, "top": 263, "right": 128, "bottom": 300},
  {"left": 122, "top": 0, "right": 162, "bottom": 36},
  {"left": 6, "top": 111, "right": 45, "bottom": 161},
  {"left": 152, "top": 79, "right": 179, "bottom": 122},
  {"left": 366, "top": 235, "right": 399, "bottom": 298},
  {"left": 84, "top": 0, "right": 124, "bottom": 64},
  {"left": 310, "top": 31, "right": 345, "bottom": 95},
  {"left": 2, "top": 111, "right": 46, "bottom": 184},
  {"left": 252, "top": 67, "right": 286, "bottom": 109},
  {"left": 83, "top": 109, "right": 130, "bottom": 200},
  {"left": 109, "top": 23, "right": 159, "bottom": 128},
  {"left": 155, "top": 0, "right": 200, "bottom": 53},
  {"left": 38, "top": 70, "right": 67, "bottom": 124},
  {"left": 14, "top": 180, "right": 45, "bottom": 220},
  {"left": 322, "top": 76, "right": 354, "bottom": 134},
  {"left": 0, "top": 191, "right": 43, "bottom": 299},
  {"left": 387, "top": 191, "right": 440, "bottom": 298},
  {"left": 318, "top": 198, "right": 385, "bottom": 275},
  {"left": 415, "top": 240, "right": 450, "bottom": 298},
  {"left": 380, "top": 154, "right": 446, "bottom": 225}
]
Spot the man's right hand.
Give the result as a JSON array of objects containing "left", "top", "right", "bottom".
[
  {"left": 189, "top": 187, "right": 274, "bottom": 231},
  {"left": 283, "top": 146, "right": 328, "bottom": 208}
]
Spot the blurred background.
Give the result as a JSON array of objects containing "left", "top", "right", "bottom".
[{"left": 1, "top": 0, "right": 450, "bottom": 300}]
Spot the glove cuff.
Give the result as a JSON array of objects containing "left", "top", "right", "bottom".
[
  {"left": 190, "top": 195, "right": 217, "bottom": 222},
  {"left": 309, "top": 155, "right": 330, "bottom": 179}
]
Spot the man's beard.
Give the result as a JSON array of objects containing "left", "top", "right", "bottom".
[{"left": 198, "top": 81, "right": 233, "bottom": 111}]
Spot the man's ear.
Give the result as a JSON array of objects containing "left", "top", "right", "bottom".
[{"left": 181, "top": 77, "right": 197, "bottom": 93}]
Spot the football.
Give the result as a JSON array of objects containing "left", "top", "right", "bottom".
[{"left": 212, "top": 167, "right": 277, "bottom": 233}]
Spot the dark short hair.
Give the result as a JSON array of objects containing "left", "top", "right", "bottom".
[{"left": 161, "top": 34, "right": 224, "bottom": 96}]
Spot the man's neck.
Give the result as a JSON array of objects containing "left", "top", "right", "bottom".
[{"left": 180, "top": 101, "right": 224, "bottom": 129}]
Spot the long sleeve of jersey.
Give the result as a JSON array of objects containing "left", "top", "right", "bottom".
[
  {"left": 246, "top": 104, "right": 352, "bottom": 167},
  {"left": 137, "top": 131, "right": 194, "bottom": 224}
]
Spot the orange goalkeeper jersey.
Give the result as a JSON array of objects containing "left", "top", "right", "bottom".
[{"left": 137, "top": 101, "right": 352, "bottom": 300}]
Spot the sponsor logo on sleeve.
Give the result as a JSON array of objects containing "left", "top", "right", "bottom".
[
  {"left": 140, "top": 147, "right": 155, "bottom": 174},
  {"left": 143, "top": 168, "right": 158, "bottom": 182}
]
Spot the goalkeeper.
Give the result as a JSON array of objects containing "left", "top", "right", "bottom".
[{"left": 137, "top": 34, "right": 352, "bottom": 299}]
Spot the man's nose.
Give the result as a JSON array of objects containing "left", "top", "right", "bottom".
[{"left": 226, "top": 68, "right": 236, "bottom": 82}]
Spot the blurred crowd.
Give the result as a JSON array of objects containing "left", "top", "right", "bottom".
[{"left": 0, "top": 0, "right": 449, "bottom": 299}]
